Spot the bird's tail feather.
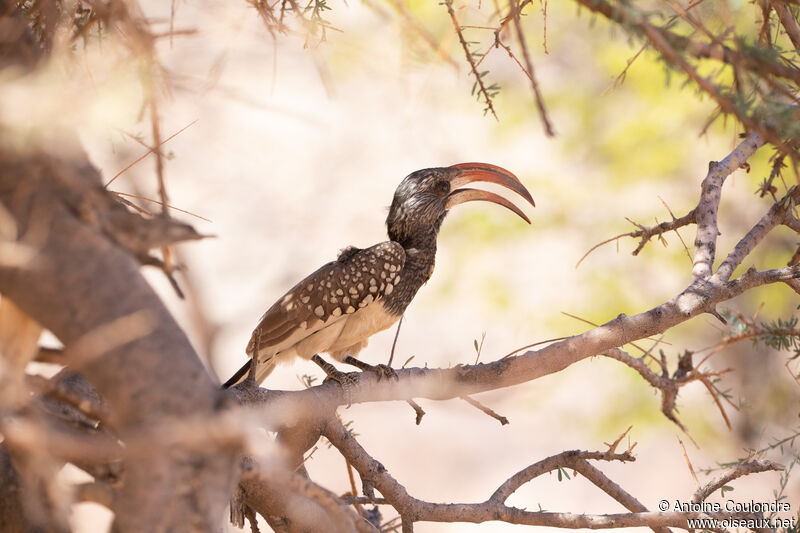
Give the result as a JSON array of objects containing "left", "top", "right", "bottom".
[{"left": 221, "top": 358, "right": 276, "bottom": 389}]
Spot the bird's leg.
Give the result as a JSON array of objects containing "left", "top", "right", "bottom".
[
  {"left": 311, "top": 355, "right": 359, "bottom": 400},
  {"left": 244, "top": 330, "right": 262, "bottom": 384},
  {"left": 343, "top": 356, "right": 399, "bottom": 382}
]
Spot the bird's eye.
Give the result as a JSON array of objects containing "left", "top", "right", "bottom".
[{"left": 433, "top": 180, "right": 450, "bottom": 195}]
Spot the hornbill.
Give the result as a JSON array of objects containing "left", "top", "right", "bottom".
[{"left": 223, "top": 163, "right": 534, "bottom": 388}]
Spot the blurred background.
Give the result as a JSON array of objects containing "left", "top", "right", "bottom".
[{"left": 5, "top": 0, "right": 797, "bottom": 530}]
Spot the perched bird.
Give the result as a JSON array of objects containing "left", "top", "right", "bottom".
[{"left": 223, "top": 163, "right": 534, "bottom": 388}]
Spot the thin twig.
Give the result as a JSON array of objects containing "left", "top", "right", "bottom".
[
  {"left": 105, "top": 119, "right": 199, "bottom": 188},
  {"left": 678, "top": 438, "right": 700, "bottom": 487},
  {"left": 407, "top": 399, "right": 425, "bottom": 425},
  {"left": 693, "top": 460, "right": 783, "bottom": 502},
  {"left": 460, "top": 395, "right": 509, "bottom": 425},
  {"left": 444, "top": 0, "right": 499, "bottom": 119},
  {"left": 111, "top": 191, "right": 212, "bottom": 222},
  {"left": 769, "top": 0, "right": 800, "bottom": 51},
  {"left": 509, "top": 0, "right": 554, "bottom": 136},
  {"left": 387, "top": 316, "right": 403, "bottom": 367},
  {"left": 576, "top": 208, "right": 697, "bottom": 267}
]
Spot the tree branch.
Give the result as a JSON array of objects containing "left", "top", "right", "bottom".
[
  {"left": 691, "top": 133, "right": 766, "bottom": 280},
  {"left": 230, "top": 261, "right": 798, "bottom": 430},
  {"left": 769, "top": 0, "right": 800, "bottom": 52},
  {"left": 0, "top": 139, "right": 237, "bottom": 532},
  {"left": 692, "top": 460, "right": 784, "bottom": 503},
  {"left": 324, "top": 417, "right": 767, "bottom": 530},
  {"left": 240, "top": 456, "right": 375, "bottom": 533},
  {"left": 445, "top": 0, "right": 499, "bottom": 119},
  {"left": 712, "top": 186, "right": 800, "bottom": 282},
  {"left": 509, "top": 0, "right": 555, "bottom": 136}
]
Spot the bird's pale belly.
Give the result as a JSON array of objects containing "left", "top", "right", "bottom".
[
  {"left": 327, "top": 301, "right": 399, "bottom": 356},
  {"left": 260, "top": 301, "right": 399, "bottom": 364}
]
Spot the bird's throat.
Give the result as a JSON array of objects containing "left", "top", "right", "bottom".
[
  {"left": 383, "top": 213, "right": 443, "bottom": 315},
  {"left": 382, "top": 240, "right": 437, "bottom": 316}
]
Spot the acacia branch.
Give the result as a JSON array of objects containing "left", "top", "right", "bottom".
[
  {"left": 785, "top": 278, "right": 800, "bottom": 295},
  {"left": 240, "top": 457, "right": 375, "bottom": 533},
  {"left": 691, "top": 133, "right": 766, "bottom": 280},
  {"left": 488, "top": 450, "right": 637, "bottom": 503},
  {"left": 602, "top": 347, "right": 735, "bottom": 432},
  {"left": 573, "top": 0, "right": 792, "bottom": 158},
  {"left": 784, "top": 212, "right": 800, "bottom": 234},
  {"left": 26, "top": 369, "right": 109, "bottom": 425},
  {"left": 712, "top": 185, "right": 800, "bottom": 282},
  {"left": 577, "top": 208, "right": 697, "bottom": 268},
  {"left": 692, "top": 460, "right": 784, "bottom": 503},
  {"left": 323, "top": 417, "right": 768, "bottom": 530},
  {"left": 769, "top": 0, "right": 800, "bottom": 52},
  {"left": 229, "top": 262, "right": 799, "bottom": 430},
  {"left": 581, "top": 132, "right": 764, "bottom": 271}
]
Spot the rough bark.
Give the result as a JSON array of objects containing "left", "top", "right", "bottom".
[{"left": 0, "top": 139, "right": 237, "bottom": 532}]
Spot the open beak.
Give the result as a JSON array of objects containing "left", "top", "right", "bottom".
[{"left": 445, "top": 162, "right": 535, "bottom": 224}]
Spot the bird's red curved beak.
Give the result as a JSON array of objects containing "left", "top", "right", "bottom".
[{"left": 445, "top": 162, "right": 535, "bottom": 224}]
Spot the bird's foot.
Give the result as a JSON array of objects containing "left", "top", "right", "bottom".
[
  {"left": 311, "top": 355, "right": 359, "bottom": 401},
  {"left": 343, "top": 356, "right": 399, "bottom": 382}
]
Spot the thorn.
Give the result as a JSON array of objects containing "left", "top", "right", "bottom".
[
  {"left": 709, "top": 308, "right": 727, "bottom": 324},
  {"left": 603, "top": 425, "right": 632, "bottom": 455},
  {"left": 407, "top": 399, "right": 425, "bottom": 425},
  {"left": 460, "top": 395, "right": 509, "bottom": 425},
  {"left": 678, "top": 438, "right": 700, "bottom": 488}
]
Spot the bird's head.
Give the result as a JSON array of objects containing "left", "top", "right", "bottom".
[{"left": 386, "top": 162, "right": 535, "bottom": 247}]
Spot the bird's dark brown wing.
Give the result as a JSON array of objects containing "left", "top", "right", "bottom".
[{"left": 245, "top": 241, "right": 406, "bottom": 357}]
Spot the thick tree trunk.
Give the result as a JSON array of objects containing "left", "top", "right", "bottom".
[{"left": 0, "top": 141, "right": 237, "bottom": 532}]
